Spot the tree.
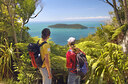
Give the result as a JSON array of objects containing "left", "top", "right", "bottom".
[
  {"left": 1, "top": 0, "right": 18, "bottom": 45},
  {"left": 0, "top": 0, "right": 20, "bottom": 56},
  {"left": 16, "top": 0, "right": 43, "bottom": 41},
  {"left": 102, "top": 0, "right": 128, "bottom": 25},
  {"left": 101, "top": 0, "right": 128, "bottom": 53},
  {"left": 102, "top": 0, "right": 122, "bottom": 26},
  {"left": 0, "top": 0, "right": 43, "bottom": 81},
  {"left": 0, "top": 0, "right": 43, "bottom": 56}
]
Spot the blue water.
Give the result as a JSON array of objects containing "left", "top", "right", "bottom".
[{"left": 26, "top": 21, "right": 104, "bottom": 45}]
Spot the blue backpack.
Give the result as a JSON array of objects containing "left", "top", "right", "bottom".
[{"left": 76, "top": 51, "right": 88, "bottom": 77}]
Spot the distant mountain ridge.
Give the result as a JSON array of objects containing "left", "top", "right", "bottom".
[{"left": 48, "top": 24, "right": 88, "bottom": 29}]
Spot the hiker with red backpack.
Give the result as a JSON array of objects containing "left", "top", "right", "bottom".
[
  {"left": 39, "top": 28, "right": 52, "bottom": 84},
  {"left": 28, "top": 28, "right": 52, "bottom": 84},
  {"left": 66, "top": 37, "right": 88, "bottom": 84}
]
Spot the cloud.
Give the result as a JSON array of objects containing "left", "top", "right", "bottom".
[
  {"left": 64, "top": 16, "right": 110, "bottom": 20},
  {"left": 29, "top": 16, "right": 111, "bottom": 22}
]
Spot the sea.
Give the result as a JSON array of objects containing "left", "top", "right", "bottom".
[{"left": 26, "top": 21, "right": 105, "bottom": 46}]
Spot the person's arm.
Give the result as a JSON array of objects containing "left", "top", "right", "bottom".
[
  {"left": 45, "top": 54, "right": 52, "bottom": 79},
  {"left": 43, "top": 44, "right": 52, "bottom": 79}
]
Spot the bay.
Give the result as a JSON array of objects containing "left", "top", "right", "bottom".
[{"left": 26, "top": 21, "right": 105, "bottom": 45}]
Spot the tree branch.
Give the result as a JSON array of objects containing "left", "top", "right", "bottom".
[
  {"left": 30, "top": 5, "right": 43, "bottom": 19},
  {"left": 24, "top": 18, "right": 29, "bottom": 24},
  {"left": 100, "top": 0, "right": 114, "bottom": 8},
  {"left": 106, "top": 0, "right": 114, "bottom": 8}
]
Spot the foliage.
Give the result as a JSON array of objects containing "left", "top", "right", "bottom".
[
  {"left": 0, "top": 39, "right": 16, "bottom": 79},
  {"left": 49, "top": 40, "right": 69, "bottom": 83},
  {"left": 14, "top": 52, "right": 41, "bottom": 84},
  {"left": 16, "top": 0, "right": 36, "bottom": 23},
  {"left": 0, "top": 0, "right": 39, "bottom": 81},
  {"left": 0, "top": 0, "right": 37, "bottom": 43},
  {"left": 13, "top": 42, "right": 40, "bottom": 84},
  {"left": 79, "top": 24, "right": 116, "bottom": 45},
  {"left": 77, "top": 23, "right": 128, "bottom": 84},
  {"left": 95, "top": 25, "right": 115, "bottom": 43},
  {"left": 76, "top": 41, "right": 102, "bottom": 57},
  {"left": 1, "top": 78, "right": 18, "bottom": 84},
  {"left": 82, "top": 42, "right": 128, "bottom": 84},
  {"left": 112, "top": 24, "right": 128, "bottom": 40},
  {"left": 51, "top": 56, "right": 67, "bottom": 73},
  {"left": 50, "top": 43, "right": 68, "bottom": 57}
]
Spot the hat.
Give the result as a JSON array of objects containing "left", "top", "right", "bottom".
[{"left": 67, "top": 37, "right": 76, "bottom": 43}]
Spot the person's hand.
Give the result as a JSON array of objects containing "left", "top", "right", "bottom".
[{"left": 48, "top": 73, "right": 52, "bottom": 79}]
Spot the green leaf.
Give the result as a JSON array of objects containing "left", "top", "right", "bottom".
[
  {"left": 92, "top": 60, "right": 100, "bottom": 71},
  {"left": 98, "top": 69, "right": 105, "bottom": 84}
]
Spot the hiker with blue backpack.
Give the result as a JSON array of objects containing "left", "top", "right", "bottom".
[{"left": 66, "top": 37, "right": 88, "bottom": 84}]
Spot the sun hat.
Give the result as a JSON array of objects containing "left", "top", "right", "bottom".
[{"left": 67, "top": 37, "right": 76, "bottom": 43}]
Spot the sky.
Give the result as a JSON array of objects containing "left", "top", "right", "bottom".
[{"left": 29, "top": 0, "right": 113, "bottom": 22}]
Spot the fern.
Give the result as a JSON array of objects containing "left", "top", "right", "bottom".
[{"left": 112, "top": 24, "right": 128, "bottom": 40}]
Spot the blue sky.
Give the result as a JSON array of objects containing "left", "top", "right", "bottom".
[{"left": 29, "top": 0, "right": 113, "bottom": 22}]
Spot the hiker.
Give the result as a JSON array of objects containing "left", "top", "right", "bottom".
[
  {"left": 66, "top": 37, "right": 80, "bottom": 84},
  {"left": 39, "top": 28, "right": 52, "bottom": 84}
]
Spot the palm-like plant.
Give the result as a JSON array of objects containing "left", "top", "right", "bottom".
[{"left": 0, "top": 39, "right": 16, "bottom": 79}]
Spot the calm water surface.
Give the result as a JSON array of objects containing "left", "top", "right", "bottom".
[{"left": 26, "top": 21, "right": 104, "bottom": 45}]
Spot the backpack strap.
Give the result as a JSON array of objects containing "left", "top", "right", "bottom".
[
  {"left": 37, "top": 40, "right": 47, "bottom": 68},
  {"left": 37, "top": 40, "right": 39, "bottom": 44},
  {"left": 39, "top": 41, "right": 47, "bottom": 47},
  {"left": 37, "top": 40, "right": 47, "bottom": 47}
]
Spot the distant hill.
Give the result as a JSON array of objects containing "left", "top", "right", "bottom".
[{"left": 48, "top": 24, "right": 88, "bottom": 29}]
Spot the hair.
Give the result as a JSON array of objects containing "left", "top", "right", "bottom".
[
  {"left": 69, "top": 41, "right": 79, "bottom": 53},
  {"left": 41, "top": 28, "right": 51, "bottom": 39}
]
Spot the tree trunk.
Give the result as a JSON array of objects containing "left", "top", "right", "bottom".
[
  {"left": 20, "top": 21, "right": 25, "bottom": 42},
  {"left": 123, "top": 0, "right": 128, "bottom": 24},
  {"left": 120, "top": 30, "right": 128, "bottom": 54},
  {"left": 7, "top": 6, "right": 17, "bottom": 44},
  {"left": 112, "top": 0, "right": 122, "bottom": 26},
  {"left": 7, "top": 2, "right": 19, "bottom": 57}
]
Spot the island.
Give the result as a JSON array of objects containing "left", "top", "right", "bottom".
[{"left": 48, "top": 24, "right": 88, "bottom": 29}]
